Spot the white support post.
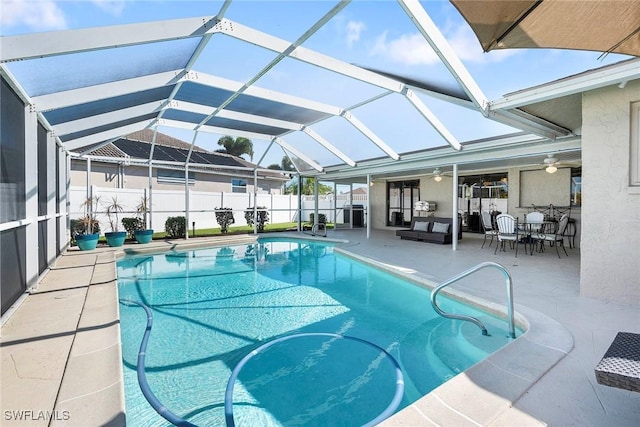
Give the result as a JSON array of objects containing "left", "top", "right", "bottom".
[
  {"left": 367, "top": 174, "right": 371, "bottom": 239},
  {"left": 333, "top": 182, "right": 337, "bottom": 225},
  {"left": 86, "top": 157, "right": 91, "bottom": 206},
  {"left": 24, "top": 103, "right": 38, "bottom": 289},
  {"left": 58, "top": 146, "right": 67, "bottom": 253},
  {"left": 148, "top": 132, "right": 156, "bottom": 230},
  {"left": 253, "top": 169, "right": 258, "bottom": 235},
  {"left": 184, "top": 164, "right": 189, "bottom": 240},
  {"left": 297, "top": 175, "right": 302, "bottom": 231},
  {"left": 66, "top": 153, "right": 71, "bottom": 237},
  {"left": 314, "top": 178, "right": 319, "bottom": 229},
  {"left": 452, "top": 164, "right": 459, "bottom": 251},
  {"left": 46, "top": 130, "right": 56, "bottom": 264},
  {"left": 349, "top": 183, "right": 353, "bottom": 229},
  {"left": 148, "top": 162, "right": 153, "bottom": 229}
]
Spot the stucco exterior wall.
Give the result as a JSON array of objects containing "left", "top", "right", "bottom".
[
  {"left": 71, "top": 160, "right": 285, "bottom": 194},
  {"left": 581, "top": 80, "right": 640, "bottom": 305}
]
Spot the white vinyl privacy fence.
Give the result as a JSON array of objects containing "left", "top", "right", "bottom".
[{"left": 69, "top": 186, "right": 368, "bottom": 233}]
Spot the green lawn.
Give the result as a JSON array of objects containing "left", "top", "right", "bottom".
[{"left": 147, "top": 222, "right": 334, "bottom": 240}]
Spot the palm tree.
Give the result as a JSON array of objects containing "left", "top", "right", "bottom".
[
  {"left": 217, "top": 136, "right": 254, "bottom": 161},
  {"left": 285, "top": 177, "right": 333, "bottom": 195},
  {"left": 267, "top": 156, "right": 296, "bottom": 171}
]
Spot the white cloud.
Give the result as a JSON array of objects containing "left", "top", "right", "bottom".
[
  {"left": 92, "top": 0, "right": 126, "bottom": 16},
  {"left": 1, "top": 0, "right": 67, "bottom": 31},
  {"left": 345, "top": 20, "right": 365, "bottom": 48},
  {"left": 370, "top": 31, "right": 439, "bottom": 65},
  {"left": 369, "top": 23, "right": 518, "bottom": 66}
]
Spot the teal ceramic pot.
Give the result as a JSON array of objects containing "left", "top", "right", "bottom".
[
  {"left": 76, "top": 233, "right": 99, "bottom": 251},
  {"left": 105, "top": 231, "right": 127, "bottom": 247},
  {"left": 134, "top": 229, "right": 154, "bottom": 244}
]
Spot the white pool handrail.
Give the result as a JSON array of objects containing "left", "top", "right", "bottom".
[{"left": 430, "top": 262, "right": 516, "bottom": 339}]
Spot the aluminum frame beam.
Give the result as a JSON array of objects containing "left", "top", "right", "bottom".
[
  {"left": 302, "top": 127, "right": 356, "bottom": 167},
  {"left": 272, "top": 137, "right": 324, "bottom": 172},
  {"left": 397, "top": 0, "right": 490, "bottom": 114},
  {"left": 215, "top": 19, "right": 404, "bottom": 93},
  {"left": 490, "top": 58, "right": 640, "bottom": 110},
  {"left": 54, "top": 101, "right": 165, "bottom": 136},
  {"left": 63, "top": 120, "right": 155, "bottom": 150},
  {"left": 32, "top": 70, "right": 180, "bottom": 111},
  {"left": 341, "top": 111, "right": 400, "bottom": 160},
  {"left": 404, "top": 88, "right": 462, "bottom": 150},
  {"left": 0, "top": 17, "right": 219, "bottom": 62}
]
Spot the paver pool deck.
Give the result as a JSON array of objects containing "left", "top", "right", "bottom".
[{"left": 1, "top": 230, "right": 638, "bottom": 426}]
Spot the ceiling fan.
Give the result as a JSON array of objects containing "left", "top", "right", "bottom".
[
  {"left": 543, "top": 154, "right": 559, "bottom": 173},
  {"left": 541, "top": 154, "right": 581, "bottom": 173}
]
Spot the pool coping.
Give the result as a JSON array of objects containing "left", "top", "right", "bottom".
[{"left": 1, "top": 234, "right": 573, "bottom": 426}]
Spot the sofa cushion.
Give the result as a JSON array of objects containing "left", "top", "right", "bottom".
[
  {"left": 413, "top": 221, "right": 429, "bottom": 231},
  {"left": 432, "top": 222, "right": 450, "bottom": 233}
]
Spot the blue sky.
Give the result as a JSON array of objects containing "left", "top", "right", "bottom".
[{"left": 1, "top": 0, "right": 631, "bottom": 167}]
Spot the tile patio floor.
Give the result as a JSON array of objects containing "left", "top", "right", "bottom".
[{"left": 1, "top": 230, "right": 638, "bottom": 426}]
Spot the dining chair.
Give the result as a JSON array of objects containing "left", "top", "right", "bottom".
[
  {"left": 537, "top": 214, "right": 570, "bottom": 258},
  {"left": 524, "top": 211, "right": 544, "bottom": 253},
  {"left": 494, "top": 214, "right": 523, "bottom": 257},
  {"left": 480, "top": 211, "right": 498, "bottom": 248}
]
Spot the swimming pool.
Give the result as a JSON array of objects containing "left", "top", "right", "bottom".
[{"left": 117, "top": 237, "right": 517, "bottom": 426}]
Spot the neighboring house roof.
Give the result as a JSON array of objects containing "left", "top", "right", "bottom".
[
  {"left": 126, "top": 129, "right": 209, "bottom": 153},
  {"left": 82, "top": 131, "right": 289, "bottom": 181},
  {"left": 88, "top": 142, "right": 129, "bottom": 159}
]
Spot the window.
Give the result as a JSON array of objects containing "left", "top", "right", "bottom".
[
  {"left": 571, "top": 167, "right": 582, "bottom": 206},
  {"left": 232, "top": 179, "right": 247, "bottom": 193},
  {"left": 157, "top": 169, "right": 195, "bottom": 185}
]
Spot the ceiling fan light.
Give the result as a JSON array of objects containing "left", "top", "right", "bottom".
[
  {"left": 433, "top": 167, "right": 443, "bottom": 182},
  {"left": 546, "top": 165, "right": 558, "bottom": 174}
]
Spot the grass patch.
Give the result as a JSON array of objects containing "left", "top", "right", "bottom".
[{"left": 146, "top": 222, "right": 334, "bottom": 240}]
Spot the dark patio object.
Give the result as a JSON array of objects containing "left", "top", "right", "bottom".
[{"left": 595, "top": 332, "right": 640, "bottom": 392}]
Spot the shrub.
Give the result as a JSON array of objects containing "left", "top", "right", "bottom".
[
  {"left": 122, "top": 217, "right": 145, "bottom": 239},
  {"left": 244, "top": 206, "right": 269, "bottom": 232},
  {"left": 309, "top": 213, "right": 327, "bottom": 225},
  {"left": 165, "top": 216, "right": 186, "bottom": 238},
  {"left": 214, "top": 207, "right": 235, "bottom": 234}
]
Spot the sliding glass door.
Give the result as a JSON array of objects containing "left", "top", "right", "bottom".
[{"left": 386, "top": 180, "right": 420, "bottom": 227}]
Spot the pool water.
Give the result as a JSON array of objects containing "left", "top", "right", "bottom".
[{"left": 117, "top": 238, "right": 516, "bottom": 426}]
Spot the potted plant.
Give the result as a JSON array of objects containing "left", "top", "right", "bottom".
[
  {"left": 134, "top": 195, "right": 154, "bottom": 244},
  {"left": 74, "top": 195, "right": 101, "bottom": 251},
  {"left": 103, "top": 196, "right": 126, "bottom": 247}
]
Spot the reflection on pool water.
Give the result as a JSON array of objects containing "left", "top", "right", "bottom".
[{"left": 117, "top": 238, "right": 517, "bottom": 426}]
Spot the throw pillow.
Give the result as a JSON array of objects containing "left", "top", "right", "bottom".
[
  {"left": 432, "top": 222, "right": 450, "bottom": 233},
  {"left": 413, "top": 221, "right": 429, "bottom": 231}
]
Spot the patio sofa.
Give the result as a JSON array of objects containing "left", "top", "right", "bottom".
[{"left": 395, "top": 216, "right": 462, "bottom": 244}]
